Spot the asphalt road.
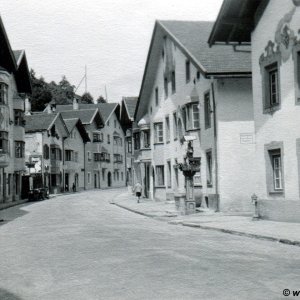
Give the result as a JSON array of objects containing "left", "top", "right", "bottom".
[{"left": 0, "top": 188, "right": 299, "bottom": 300}]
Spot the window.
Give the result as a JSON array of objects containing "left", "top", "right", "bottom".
[
  {"left": 15, "top": 141, "right": 25, "bottom": 158},
  {"left": 261, "top": 60, "right": 281, "bottom": 113},
  {"left": 107, "top": 121, "right": 110, "bottom": 126},
  {"left": 88, "top": 173, "right": 91, "bottom": 184},
  {"left": 165, "top": 116, "right": 170, "bottom": 142},
  {"left": 272, "top": 154, "right": 283, "bottom": 190},
  {"left": 197, "top": 71, "right": 200, "bottom": 81},
  {"left": 171, "top": 71, "right": 176, "bottom": 94},
  {"left": 74, "top": 152, "right": 78, "bottom": 162},
  {"left": 186, "top": 60, "right": 190, "bottom": 83},
  {"left": 204, "top": 92, "right": 211, "bottom": 129},
  {"left": 121, "top": 172, "right": 123, "bottom": 181},
  {"left": 267, "top": 148, "right": 284, "bottom": 192},
  {"left": 43, "top": 144, "right": 50, "bottom": 159},
  {"left": 266, "top": 63, "right": 279, "bottom": 108},
  {"left": 114, "top": 154, "right": 123, "bottom": 163},
  {"left": 206, "top": 150, "right": 212, "bottom": 187},
  {"left": 102, "top": 169, "right": 105, "bottom": 181},
  {"left": 93, "top": 133, "right": 102, "bottom": 142},
  {"left": 173, "top": 112, "right": 178, "bottom": 140},
  {"left": 164, "top": 77, "right": 168, "bottom": 99},
  {"left": 0, "top": 83, "right": 8, "bottom": 104},
  {"left": 94, "top": 153, "right": 102, "bottom": 161},
  {"left": 192, "top": 104, "right": 200, "bottom": 129},
  {"left": 127, "top": 139, "right": 132, "bottom": 153},
  {"left": 156, "top": 165, "right": 165, "bottom": 186},
  {"left": 101, "top": 133, "right": 104, "bottom": 141},
  {"left": 141, "top": 130, "right": 150, "bottom": 148},
  {"left": 133, "top": 132, "right": 140, "bottom": 150},
  {"left": 154, "top": 123, "right": 163, "bottom": 143},
  {"left": 50, "top": 146, "right": 62, "bottom": 161},
  {"left": 167, "top": 161, "right": 171, "bottom": 188},
  {"left": 14, "top": 110, "right": 24, "bottom": 126},
  {"left": 114, "top": 120, "right": 117, "bottom": 128},
  {"left": 155, "top": 87, "right": 159, "bottom": 106},
  {"left": 107, "top": 134, "right": 110, "bottom": 144},
  {"left": 87, "top": 151, "right": 91, "bottom": 162},
  {"left": 65, "top": 150, "right": 73, "bottom": 161}
]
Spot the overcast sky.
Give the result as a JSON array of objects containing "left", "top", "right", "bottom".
[{"left": 1, "top": 0, "right": 223, "bottom": 102}]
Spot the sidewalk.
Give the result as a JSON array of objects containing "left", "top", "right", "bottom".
[{"left": 112, "top": 191, "right": 300, "bottom": 247}]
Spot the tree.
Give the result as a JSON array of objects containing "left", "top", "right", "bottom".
[
  {"left": 96, "top": 95, "right": 107, "bottom": 103},
  {"left": 81, "top": 92, "right": 94, "bottom": 104},
  {"left": 49, "top": 75, "right": 75, "bottom": 105},
  {"left": 29, "top": 69, "right": 52, "bottom": 111}
]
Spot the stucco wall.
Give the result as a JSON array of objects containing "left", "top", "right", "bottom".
[
  {"left": 216, "top": 78, "right": 255, "bottom": 211},
  {"left": 251, "top": 0, "right": 300, "bottom": 201}
]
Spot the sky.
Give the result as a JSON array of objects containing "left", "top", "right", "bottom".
[{"left": 1, "top": 0, "right": 223, "bottom": 102}]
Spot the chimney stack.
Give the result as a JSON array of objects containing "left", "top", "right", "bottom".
[
  {"left": 73, "top": 97, "right": 79, "bottom": 110},
  {"left": 24, "top": 96, "right": 31, "bottom": 115}
]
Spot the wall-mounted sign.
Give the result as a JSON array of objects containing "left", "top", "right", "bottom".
[{"left": 240, "top": 133, "right": 254, "bottom": 144}]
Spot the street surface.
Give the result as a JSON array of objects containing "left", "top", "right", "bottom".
[{"left": 0, "top": 188, "right": 299, "bottom": 300}]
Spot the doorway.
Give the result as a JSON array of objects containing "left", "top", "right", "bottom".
[
  {"left": 65, "top": 173, "right": 69, "bottom": 191},
  {"left": 94, "top": 173, "right": 97, "bottom": 188},
  {"left": 107, "top": 172, "right": 112, "bottom": 187},
  {"left": 144, "top": 164, "right": 150, "bottom": 198}
]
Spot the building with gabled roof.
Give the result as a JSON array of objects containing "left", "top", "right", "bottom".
[
  {"left": 209, "top": 0, "right": 300, "bottom": 222},
  {"left": 61, "top": 117, "right": 90, "bottom": 192},
  {"left": 54, "top": 100, "right": 126, "bottom": 189},
  {"left": 120, "top": 97, "right": 138, "bottom": 188},
  {"left": 133, "top": 19, "right": 255, "bottom": 211},
  {"left": 24, "top": 112, "right": 69, "bottom": 195},
  {"left": 0, "top": 16, "right": 32, "bottom": 207}
]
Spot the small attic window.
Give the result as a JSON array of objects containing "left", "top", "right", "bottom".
[
  {"left": 162, "top": 49, "right": 165, "bottom": 60},
  {"left": 197, "top": 71, "right": 200, "bottom": 81},
  {"left": 50, "top": 125, "right": 56, "bottom": 137}
]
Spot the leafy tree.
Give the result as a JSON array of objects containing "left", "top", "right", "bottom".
[
  {"left": 96, "top": 95, "right": 107, "bottom": 103},
  {"left": 49, "top": 76, "right": 75, "bottom": 105},
  {"left": 81, "top": 92, "right": 94, "bottom": 104},
  {"left": 29, "top": 69, "right": 52, "bottom": 111}
]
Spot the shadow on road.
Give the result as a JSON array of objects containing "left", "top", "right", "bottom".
[
  {"left": 0, "top": 288, "right": 23, "bottom": 300},
  {"left": 0, "top": 200, "right": 40, "bottom": 225}
]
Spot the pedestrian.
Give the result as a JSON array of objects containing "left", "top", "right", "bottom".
[
  {"left": 72, "top": 182, "right": 76, "bottom": 192},
  {"left": 134, "top": 182, "right": 142, "bottom": 203}
]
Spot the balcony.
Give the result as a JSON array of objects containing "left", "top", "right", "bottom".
[
  {"left": 64, "top": 160, "right": 78, "bottom": 172},
  {"left": 50, "top": 159, "right": 62, "bottom": 174},
  {"left": 13, "top": 97, "right": 24, "bottom": 111},
  {"left": 0, "top": 153, "right": 9, "bottom": 168},
  {"left": 139, "top": 147, "right": 151, "bottom": 161}
]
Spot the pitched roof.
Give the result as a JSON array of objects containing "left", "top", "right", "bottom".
[
  {"left": 208, "top": 0, "right": 269, "bottom": 46},
  {"left": 56, "top": 103, "right": 118, "bottom": 123},
  {"left": 64, "top": 118, "right": 79, "bottom": 133},
  {"left": 159, "top": 20, "right": 251, "bottom": 74},
  {"left": 123, "top": 97, "right": 138, "bottom": 120},
  {"left": 25, "top": 113, "right": 59, "bottom": 133},
  {"left": 59, "top": 109, "right": 100, "bottom": 125},
  {"left": 13, "top": 50, "right": 24, "bottom": 66},
  {"left": 63, "top": 118, "right": 90, "bottom": 143}
]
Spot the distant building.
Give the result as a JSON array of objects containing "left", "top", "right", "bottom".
[
  {"left": 55, "top": 100, "right": 126, "bottom": 189},
  {"left": 210, "top": 0, "right": 300, "bottom": 221},
  {"left": 24, "top": 113, "right": 69, "bottom": 194},
  {"left": 134, "top": 20, "right": 255, "bottom": 211},
  {"left": 0, "top": 17, "right": 32, "bottom": 208},
  {"left": 120, "top": 97, "right": 138, "bottom": 189},
  {"left": 61, "top": 118, "right": 90, "bottom": 191}
]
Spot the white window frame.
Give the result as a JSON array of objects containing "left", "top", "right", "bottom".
[
  {"left": 272, "top": 154, "right": 283, "bottom": 190},
  {"left": 154, "top": 123, "right": 163, "bottom": 143}
]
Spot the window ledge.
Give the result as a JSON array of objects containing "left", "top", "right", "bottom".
[
  {"left": 263, "top": 105, "right": 280, "bottom": 114},
  {"left": 140, "top": 147, "right": 151, "bottom": 151},
  {"left": 207, "top": 184, "right": 213, "bottom": 188},
  {"left": 185, "top": 128, "right": 200, "bottom": 132},
  {"left": 166, "top": 140, "right": 170, "bottom": 144},
  {"left": 155, "top": 185, "right": 166, "bottom": 188},
  {"left": 269, "top": 190, "right": 284, "bottom": 195},
  {"left": 154, "top": 142, "right": 164, "bottom": 145}
]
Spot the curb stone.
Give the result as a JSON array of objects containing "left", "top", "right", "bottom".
[{"left": 179, "top": 222, "right": 300, "bottom": 247}]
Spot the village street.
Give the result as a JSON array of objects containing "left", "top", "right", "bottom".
[{"left": 0, "top": 188, "right": 300, "bottom": 300}]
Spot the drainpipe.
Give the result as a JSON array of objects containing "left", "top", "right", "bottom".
[
  {"left": 210, "top": 78, "right": 219, "bottom": 211},
  {"left": 84, "top": 143, "right": 86, "bottom": 190}
]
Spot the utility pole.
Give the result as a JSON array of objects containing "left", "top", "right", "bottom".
[
  {"left": 85, "top": 65, "right": 87, "bottom": 94},
  {"left": 105, "top": 85, "right": 108, "bottom": 101}
]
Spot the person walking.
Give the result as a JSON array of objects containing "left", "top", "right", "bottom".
[{"left": 134, "top": 182, "right": 142, "bottom": 203}]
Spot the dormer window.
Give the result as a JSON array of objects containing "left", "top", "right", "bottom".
[
  {"left": 186, "top": 60, "right": 190, "bottom": 83},
  {"left": 0, "top": 83, "right": 8, "bottom": 104}
]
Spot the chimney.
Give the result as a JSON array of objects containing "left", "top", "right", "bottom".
[
  {"left": 46, "top": 104, "right": 52, "bottom": 114},
  {"left": 73, "top": 97, "right": 79, "bottom": 110},
  {"left": 24, "top": 96, "right": 31, "bottom": 115}
]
